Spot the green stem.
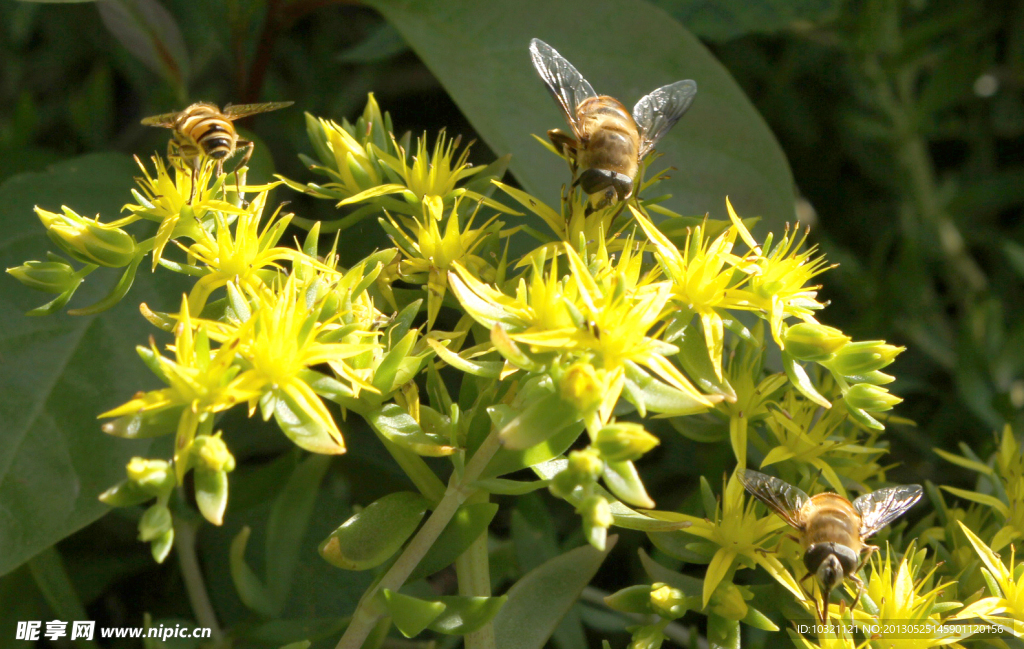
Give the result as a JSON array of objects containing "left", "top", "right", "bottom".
[
  {"left": 335, "top": 425, "right": 505, "bottom": 649},
  {"left": 454, "top": 492, "right": 496, "bottom": 649},
  {"left": 174, "top": 517, "right": 224, "bottom": 642},
  {"left": 370, "top": 424, "right": 447, "bottom": 504}
]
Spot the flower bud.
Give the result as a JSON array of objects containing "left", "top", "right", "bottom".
[
  {"left": 595, "top": 423, "right": 660, "bottom": 462},
  {"left": 7, "top": 259, "right": 79, "bottom": 294},
  {"left": 560, "top": 363, "right": 603, "bottom": 414},
  {"left": 191, "top": 434, "right": 236, "bottom": 473},
  {"left": 709, "top": 582, "right": 749, "bottom": 621},
  {"left": 783, "top": 322, "right": 850, "bottom": 362},
  {"left": 38, "top": 207, "right": 136, "bottom": 268},
  {"left": 126, "top": 457, "right": 176, "bottom": 495},
  {"left": 568, "top": 448, "right": 605, "bottom": 481},
  {"left": 649, "top": 583, "right": 688, "bottom": 619},
  {"left": 604, "top": 585, "right": 654, "bottom": 615},
  {"left": 829, "top": 340, "right": 904, "bottom": 376},
  {"left": 845, "top": 383, "right": 902, "bottom": 412}
]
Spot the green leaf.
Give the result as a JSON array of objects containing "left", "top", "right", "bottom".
[
  {"left": 0, "top": 153, "right": 186, "bottom": 578},
  {"left": 95, "top": 0, "right": 190, "bottom": 95},
  {"left": 364, "top": 0, "right": 796, "bottom": 232},
  {"left": 623, "top": 361, "right": 712, "bottom": 417},
  {"left": 194, "top": 468, "right": 229, "bottom": 526},
  {"left": 649, "top": 0, "right": 840, "bottom": 41},
  {"left": 429, "top": 595, "right": 508, "bottom": 635},
  {"left": 493, "top": 536, "right": 617, "bottom": 649},
  {"left": 707, "top": 612, "right": 741, "bottom": 649},
  {"left": 365, "top": 403, "right": 456, "bottom": 457},
  {"left": 781, "top": 351, "right": 831, "bottom": 408},
  {"left": 482, "top": 418, "right": 585, "bottom": 479},
  {"left": 383, "top": 589, "right": 447, "bottom": 638},
  {"left": 408, "top": 502, "right": 498, "bottom": 581},
  {"left": 319, "top": 491, "right": 429, "bottom": 570},
  {"left": 637, "top": 548, "right": 704, "bottom": 598},
  {"left": 27, "top": 547, "right": 93, "bottom": 647},
  {"left": 497, "top": 391, "right": 579, "bottom": 450},
  {"left": 230, "top": 526, "right": 277, "bottom": 616},
  {"left": 264, "top": 455, "right": 332, "bottom": 610},
  {"left": 472, "top": 478, "right": 551, "bottom": 495}
]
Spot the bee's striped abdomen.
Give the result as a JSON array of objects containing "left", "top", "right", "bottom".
[{"left": 176, "top": 105, "right": 237, "bottom": 160}]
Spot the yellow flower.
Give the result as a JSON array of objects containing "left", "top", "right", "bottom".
[
  {"left": 124, "top": 155, "right": 245, "bottom": 269},
  {"left": 631, "top": 204, "right": 757, "bottom": 382},
  {"left": 955, "top": 521, "right": 1024, "bottom": 634},
  {"left": 101, "top": 296, "right": 260, "bottom": 478},
  {"left": 182, "top": 191, "right": 321, "bottom": 313},
  {"left": 449, "top": 239, "right": 717, "bottom": 424},
  {"left": 382, "top": 197, "right": 502, "bottom": 329}
]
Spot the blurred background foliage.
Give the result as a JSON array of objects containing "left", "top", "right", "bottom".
[{"left": 2, "top": 0, "right": 1023, "bottom": 646}]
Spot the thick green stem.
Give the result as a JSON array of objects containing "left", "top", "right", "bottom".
[
  {"left": 455, "top": 492, "right": 496, "bottom": 649},
  {"left": 335, "top": 426, "right": 505, "bottom": 649},
  {"left": 174, "top": 517, "right": 224, "bottom": 642}
]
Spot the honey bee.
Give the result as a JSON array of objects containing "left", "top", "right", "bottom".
[
  {"left": 141, "top": 101, "right": 293, "bottom": 177},
  {"left": 738, "top": 469, "right": 923, "bottom": 623},
  {"left": 529, "top": 38, "right": 697, "bottom": 208}
]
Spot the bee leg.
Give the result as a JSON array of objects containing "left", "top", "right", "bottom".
[
  {"left": 819, "top": 584, "right": 831, "bottom": 624},
  {"left": 230, "top": 140, "right": 255, "bottom": 207},
  {"left": 847, "top": 572, "right": 866, "bottom": 612}
]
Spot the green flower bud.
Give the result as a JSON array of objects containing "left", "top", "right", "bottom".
[
  {"left": 709, "top": 582, "right": 749, "bottom": 621},
  {"left": 649, "top": 583, "right": 688, "bottom": 619},
  {"left": 191, "top": 434, "right": 236, "bottom": 473},
  {"left": 845, "top": 383, "right": 902, "bottom": 412},
  {"left": 7, "top": 259, "right": 79, "bottom": 294},
  {"left": 549, "top": 468, "right": 581, "bottom": 500},
  {"left": 560, "top": 363, "right": 603, "bottom": 414},
  {"left": 595, "top": 423, "right": 659, "bottom": 462},
  {"left": 139, "top": 503, "right": 172, "bottom": 542},
  {"left": 783, "top": 322, "right": 850, "bottom": 362},
  {"left": 582, "top": 494, "right": 613, "bottom": 529},
  {"left": 604, "top": 585, "right": 654, "bottom": 615},
  {"left": 829, "top": 340, "right": 904, "bottom": 376},
  {"left": 628, "top": 624, "right": 665, "bottom": 649},
  {"left": 125, "top": 457, "right": 175, "bottom": 495},
  {"left": 568, "top": 448, "right": 605, "bottom": 481},
  {"left": 38, "top": 206, "right": 136, "bottom": 268}
]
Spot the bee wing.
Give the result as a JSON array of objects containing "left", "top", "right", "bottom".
[
  {"left": 737, "top": 469, "right": 809, "bottom": 530},
  {"left": 140, "top": 112, "right": 180, "bottom": 128},
  {"left": 852, "top": 485, "right": 923, "bottom": 538},
  {"left": 529, "top": 38, "right": 597, "bottom": 139},
  {"left": 222, "top": 101, "right": 295, "bottom": 120},
  {"left": 633, "top": 79, "right": 697, "bottom": 159}
]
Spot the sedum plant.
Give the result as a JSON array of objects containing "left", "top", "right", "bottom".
[{"left": 7, "top": 93, "right": 1019, "bottom": 649}]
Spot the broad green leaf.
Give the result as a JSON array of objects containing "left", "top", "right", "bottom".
[
  {"left": 365, "top": 0, "right": 795, "bottom": 231},
  {"left": 0, "top": 153, "right": 186, "bottom": 578},
  {"left": 649, "top": 0, "right": 841, "bottom": 41},
  {"left": 482, "top": 419, "right": 584, "bottom": 479},
  {"left": 319, "top": 491, "right": 429, "bottom": 570},
  {"left": 365, "top": 403, "right": 456, "bottom": 457},
  {"left": 383, "top": 589, "right": 447, "bottom": 638},
  {"left": 408, "top": 502, "right": 499, "bottom": 581},
  {"left": 96, "top": 0, "right": 189, "bottom": 95},
  {"left": 493, "top": 536, "right": 617, "bottom": 649},
  {"left": 27, "top": 547, "right": 93, "bottom": 647},
  {"left": 637, "top": 548, "right": 704, "bottom": 598},
  {"left": 429, "top": 595, "right": 508, "bottom": 635}
]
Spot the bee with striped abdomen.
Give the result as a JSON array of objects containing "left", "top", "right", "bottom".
[
  {"left": 529, "top": 38, "right": 697, "bottom": 209},
  {"left": 738, "top": 469, "right": 923, "bottom": 623},
  {"left": 141, "top": 101, "right": 293, "bottom": 181}
]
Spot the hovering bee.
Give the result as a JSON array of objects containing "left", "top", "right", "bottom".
[
  {"left": 529, "top": 38, "right": 697, "bottom": 208},
  {"left": 738, "top": 469, "right": 922, "bottom": 623},
  {"left": 141, "top": 101, "right": 293, "bottom": 177}
]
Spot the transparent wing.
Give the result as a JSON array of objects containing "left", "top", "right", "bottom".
[
  {"left": 633, "top": 79, "right": 697, "bottom": 159},
  {"left": 140, "top": 111, "right": 181, "bottom": 128},
  {"left": 737, "top": 469, "right": 809, "bottom": 530},
  {"left": 852, "top": 485, "right": 923, "bottom": 538},
  {"left": 529, "top": 38, "right": 597, "bottom": 138},
  {"left": 222, "top": 101, "right": 295, "bottom": 120}
]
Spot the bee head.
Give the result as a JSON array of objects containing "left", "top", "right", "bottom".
[{"left": 805, "top": 542, "right": 859, "bottom": 592}]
